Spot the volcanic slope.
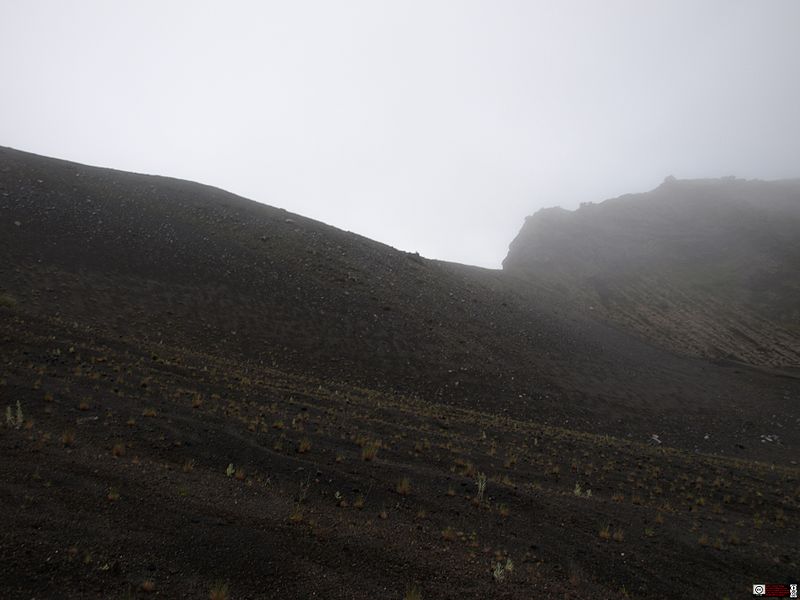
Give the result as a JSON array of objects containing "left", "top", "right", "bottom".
[
  {"left": 504, "top": 176, "right": 800, "bottom": 369},
  {"left": 1, "top": 147, "right": 798, "bottom": 599}
]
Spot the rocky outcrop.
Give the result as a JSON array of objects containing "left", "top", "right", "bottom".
[{"left": 504, "top": 177, "right": 800, "bottom": 367}]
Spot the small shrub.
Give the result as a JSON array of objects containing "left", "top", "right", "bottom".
[
  {"left": 225, "top": 463, "right": 235, "bottom": 477},
  {"left": 0, "top": 293, "right": 17, "bottom": 308},
  {"left": 475, "top": 472, "right": 487, "bottom": 503},
  {"left": 492, "top": 557, "right": 514, "bottom": 583},
  {"left": 297, "top": 438, "right": 311, "bottom": 454},
  {"left": 183, "top": 459, "right": 195, "bottom": 473},
  {"left": 5, "top": 401, "right": 24, "bottom": 429},
  {"left": 289, "top": 504, "right": 304, "bottom": 523},
  {"left": 361, "top": 440, "right": 380, "bottom": 461},
  {"left": 111, "top": 442, "right": 125, "bottom": 458},
  {"left": 140, "top": 580, "right": 156, "bottom": 593},
  {"left": 61, "top": 430, "right": 76, "bottom": 447},
  {"left": 612, "top": 528, "right": 624, "bottom": 542},
  {"left": 404, "top": 585, "right": 423, "bottom": 600},
  {"left": 209, "top": 581, "right": 229, "bottom": 600},
  {"left": 107, "top": 487, "right": 120, "bottom": 502},
  {"left": 142, "top": 407, "right": 157, "bottom": 418},
  {"left": 234, "top": 467, "right": 246, "bottom": 481},
  {"left": 599, "top": 525, "right": 611, "bottom": 540},
  {"left": 396, "top": 477, "right": 411, "bottom": 496},
  {"left": 442, "top": 526, "right": 457, "bottom": 541}
]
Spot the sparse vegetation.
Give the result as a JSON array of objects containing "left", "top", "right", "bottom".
[
  {"left": 209, "top": 580, "right": 229, "bottom": 600},
  {"left": 396, "top": 476, "right": 411, "bottom": 496},
  {"left": 61, "top": 429, "right": 75, "bottom": 447},
  {"left": 4, "top": 401, "right": 23, "bottom": 429},
  {"left": 289, "top": 504, "right": 304, "bottom": 523},
  {"left": 361, "top": 440, "right": 380, "bottom": 461},
  {"left": 492, "top": 557, "right": 514, "bottom": 583},
  {"left": 0, "top": 293, "right": 17, "bottom": 308},
  {"left": 475, "top": 472, "right": 487, "bottom": 503}
]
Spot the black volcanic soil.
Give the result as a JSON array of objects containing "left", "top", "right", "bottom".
[{"left": 1, "top": 148, "right": 798, "bottom": 599}]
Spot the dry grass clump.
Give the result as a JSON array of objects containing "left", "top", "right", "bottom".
[
  {"left": 404, "top": 585, "right": 423, "bottom": 600},
  {"left": 61, "top": 429, "right": 75, "bottom": 447},
  {"left": 142, "top": 407, "right": 157, "bottom": 418},
  {"left": 209, "top": 581, "right": 229, "bottom": 600},
  {"left": 289, "top": 504, "right": 304, "bottom": 523},
  {"left": 612, "top": 528, "right": 625, "bottom": 542},
  {"left": 0, "top": 293, "right": 17, "bottom": 308},
  {"left": 111, "top": 442, "right": 126, "bottom": 457},
  {"left": 599, "top": 525, "right": 611, "bottom": 540},
  {"left": 234, "top": 467, "right": 246, "bottom": 481},
  {"left": 140, "top": 580, "right": 156, "bottom": 593},
  {"left": 396, "top": 477, "right": 412, "bottom": 496},
  {"left": 442, "top": 526, "right": 457, "bottom": 541},
  {"left": 361, "top": 440, "right": 380, "bottom": 461},
  {"left": 297, "top": 437, "right": 312, "bottom": 454}
]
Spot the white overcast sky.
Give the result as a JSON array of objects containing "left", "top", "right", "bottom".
[{"left": 2, "top": 1, "right": 799, "bottom": 267}]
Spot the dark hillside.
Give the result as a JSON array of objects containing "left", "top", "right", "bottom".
[
  {"left": 504, "top": 177, "right": 800, "bottom": 367},
  {"left": 1, "top": 148, "right": 798, "bottom": 598},
  {"left": 2, "top": 147, "right": 798, "bottom": 457}
]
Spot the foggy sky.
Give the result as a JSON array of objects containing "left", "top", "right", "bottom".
[{"left": 2, "top": 1, "right": 799, "bottom": 268}]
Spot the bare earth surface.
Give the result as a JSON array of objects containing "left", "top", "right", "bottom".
[{"left": 1, "top": 147, "right": 798, "bottom": 598}]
